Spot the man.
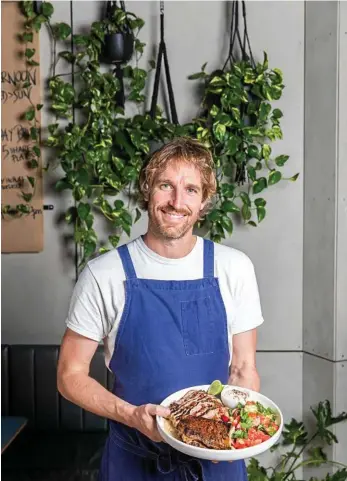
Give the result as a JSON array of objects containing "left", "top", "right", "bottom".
[{"left": 57, "top": 137, "right": 264, "bottom": 481}]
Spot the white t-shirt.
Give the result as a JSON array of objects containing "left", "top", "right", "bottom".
[{"left": 66, "top": 236, "right": 264, "bottom": 368}]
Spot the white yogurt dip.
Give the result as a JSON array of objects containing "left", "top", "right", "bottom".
[{"left": 221, "top": 386, "right": 250, "bottom": 409}]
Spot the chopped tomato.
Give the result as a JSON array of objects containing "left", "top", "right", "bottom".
[
  {"left": 248, "top": 438, "right": 262, "bottom": 446},
  {"left": 247, "top": 428, "right": 259, "bottom": 441},
  {"left": 248, "top": 427, "right": 270, "bottom": 443},
  {"left": 233, "top": 438, "right": 248, "bottom": 449},
  {"left": 260, "top": 432, "right": 271, "bottom": 442},
  {"left": 260, "top": 415, "right": 271, "bottom": 426}
]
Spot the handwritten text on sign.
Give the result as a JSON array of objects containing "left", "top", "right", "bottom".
[{"left": 1, "top": 1, "right": 44, "bottom": 252}]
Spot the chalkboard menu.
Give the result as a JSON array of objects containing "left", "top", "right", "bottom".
[{"left": 1, "top": 1, "right": 44, "bottom": 252}]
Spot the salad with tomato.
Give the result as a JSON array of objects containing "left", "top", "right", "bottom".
[{"left": 223, "top": 400, "right": 280, "bottom": 449}]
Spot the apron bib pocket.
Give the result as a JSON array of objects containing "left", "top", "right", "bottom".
[{"left": 181, "top": 296, "right": 217, "bottom": 355}]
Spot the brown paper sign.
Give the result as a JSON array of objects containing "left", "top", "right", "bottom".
[{"left": 1, "top": 1, "right": 44, "bottom": 252}]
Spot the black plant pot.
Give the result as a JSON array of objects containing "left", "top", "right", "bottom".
[{"left": 103, "top": 32, "right": 134, "bottom": 64}]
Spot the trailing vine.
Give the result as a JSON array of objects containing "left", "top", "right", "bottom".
[
  {"left": 188, "top": 56, "right": 299, "bottom": 242},
  {"left": 17, "top": 1, "right": 186, "bottom": 265},
  {"left": 15, "top": 1, "right": 298, "bottom": 265}
]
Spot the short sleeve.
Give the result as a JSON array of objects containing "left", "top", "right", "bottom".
[
  {"left": 232, "top": 256, "right": 264, "bottom": 335},
  {"left": 65, "top": 264, "right": 109, "bottom": 342}
]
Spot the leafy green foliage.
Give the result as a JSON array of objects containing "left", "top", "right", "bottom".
[
  {"left": 17, "top": 1, "right": 300, "bottom": 266},
  {"left": 247, "top": 400, "right": 347, "bottom": 481},
  {"left": 187, "top": 53, "right": 299, "bottom": 242},
  {"left": 18, "top": 1, "right": 185, "bottom": 266},
  {"left": 4, "top": 2, "right": 45, "bottom": 221}
]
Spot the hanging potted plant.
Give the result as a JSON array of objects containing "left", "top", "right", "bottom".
[
  {"left": 103, "top": 1, "right": 134, "bottom": 64},
  {"left": 187, "top": 0, "right": 299, "bottom": 242}
]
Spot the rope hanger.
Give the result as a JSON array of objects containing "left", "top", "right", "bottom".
[
  {"left": 223, "top": 0, "right": 255, "bottom": 71},
  {"left": 150, "top": 0, "right": 179, "bottom": 125}
]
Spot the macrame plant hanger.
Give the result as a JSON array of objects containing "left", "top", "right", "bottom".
[
  {"left": 223, "top": 0, "right": 255, "bottom": 72},
  {"left": 149, "top": 1, "right": 179, "bottom": 125},
  {"left": 222, "top": 0, "right": 255, "bottom": 185}
]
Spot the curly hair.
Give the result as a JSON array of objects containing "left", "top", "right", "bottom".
[{"left": 138, "top": 137, "right": 216, "bottom": 215}]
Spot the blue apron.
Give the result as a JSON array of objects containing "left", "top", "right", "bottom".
[{"left": 99, "top": 238, "right": 248, "bottom": 481}]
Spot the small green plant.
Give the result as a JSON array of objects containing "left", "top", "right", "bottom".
[{"left": 247, "top": 400, "right": 347, "bottom": 481}]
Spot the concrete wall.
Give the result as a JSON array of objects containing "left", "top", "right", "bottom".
[
  {"left": 1, "top": 0, "right": 345, "bottom": 470},
  {"left": 303, "top": 0, "right": 347, "bottom": 470}
]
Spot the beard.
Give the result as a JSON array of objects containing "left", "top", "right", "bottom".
[{"left": 148, "top": 203, "right": 199, "bottom": 240}]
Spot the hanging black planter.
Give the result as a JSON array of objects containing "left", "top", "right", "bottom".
[{"left": 103, "top": 31, "right": 134, "bottom": 64}]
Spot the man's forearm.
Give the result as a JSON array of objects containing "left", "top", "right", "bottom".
[
  {"left": 229, "top": 363, "right": 260, "bottom": 392},
  {"left": 58, "top": 372, "right": 135, "bottom": 427}
]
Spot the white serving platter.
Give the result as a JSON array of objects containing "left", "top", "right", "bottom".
[{"left": 156, "top": 385, "right": 283, "bottom": 461}]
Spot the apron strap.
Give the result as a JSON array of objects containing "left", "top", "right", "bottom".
[
  {"left": 203, "top": 239, "right": 214, "bottom": 279},
  {"left": 118, "top": 245, "right": 138, "bottom": 280}
]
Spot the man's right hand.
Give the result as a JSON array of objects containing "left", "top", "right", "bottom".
[{"left": 130, "top": 404, "right": 171, "bottom": 442}]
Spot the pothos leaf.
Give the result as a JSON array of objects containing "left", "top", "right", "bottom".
[{"left": 134, "top": 208, "right": 142, "bottom": 223}]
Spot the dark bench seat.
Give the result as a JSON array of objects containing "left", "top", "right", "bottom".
[{"left": 1, "top": 345, "right": 112, "bottom": 481}]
